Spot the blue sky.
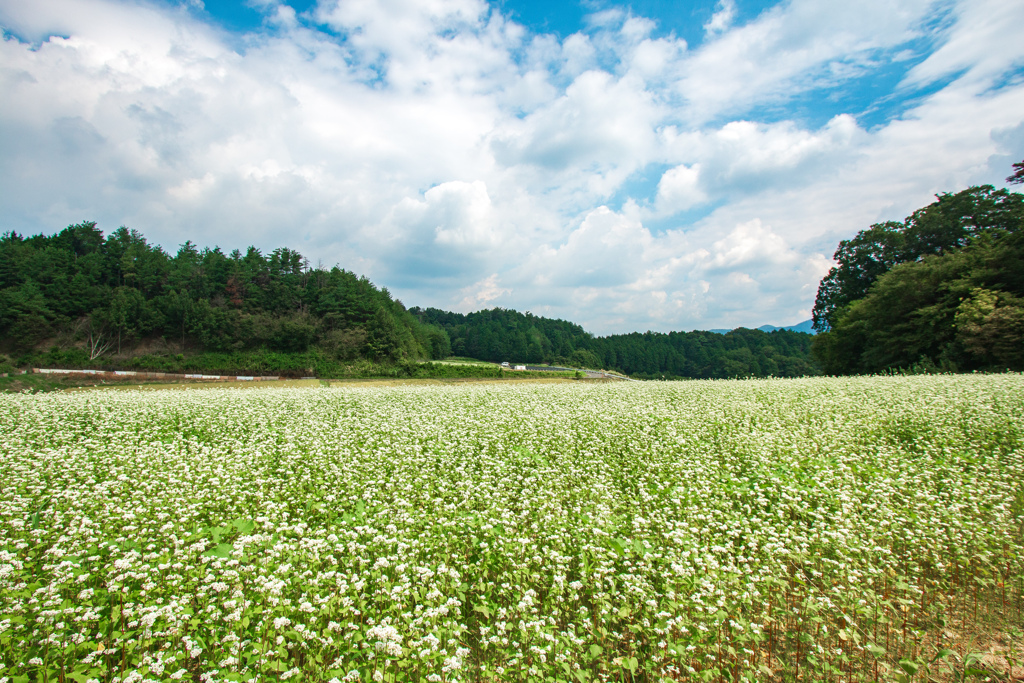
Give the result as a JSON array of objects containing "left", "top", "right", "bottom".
[
  {"left": 2, "top": 0, "right": 1023, "bottom": 334},
  {"left": 194, "top": 1, "right": 774, "bottom": 46}
]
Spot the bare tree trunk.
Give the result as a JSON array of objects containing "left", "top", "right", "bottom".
[{"left": 89, "top": 330, "right": 112, "bottom": 361}]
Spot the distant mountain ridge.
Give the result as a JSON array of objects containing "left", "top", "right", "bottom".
[{"left": 708, "top": 319, "right": 816, "bottom": 335}]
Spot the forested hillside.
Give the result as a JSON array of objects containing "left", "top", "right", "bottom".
[
  {"left": 0, "top": 221, "right": 819, "bottom": 379},
  {"left": 414, "top": 307, "right": 818, "bottom": 379},
  {"left": 812, "top": 166, "right": 1024, "bottom": 374},
  {"left": 0, "top": 222, "right": 450, "bottom": 369},
  {"left": 586, "top": 327, "right": 817, "bottom": 379}
]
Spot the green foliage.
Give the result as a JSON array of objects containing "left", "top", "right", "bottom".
[
  {"left": 813, "top": 228, "right": 1024, "bottom": 374},
  {"left": 1008, "top": 160, "right": 1024, "bottom": 185},
  {"left": 0, "top": 281, "right": 54, "bottom": 351},
  {"left": 319, "top": 327, "right": 368, "bottom": 361},
  {"left": 591, "top": 327, "right": 818, "bottom": 379},
  {"left": 812, "top": 164, "right": 1024, "bottom": 375},
  {"left": 415, "top": 306, "right": 581, "bottom": 363},
  {"left": 0, "top": 224, "right": 438, "bottom": 366},
  {"left": 16, "top": 347, "right": 322, "bottom": 377},
  {"left": 365, "top": 306, "right": 403, "bottom": 361},
  {"left": 955, "top": 287, "right": 1024, "bottom": 368},
  {"left": 813, "top": 185, "right": 1024, "bottom": 331}
]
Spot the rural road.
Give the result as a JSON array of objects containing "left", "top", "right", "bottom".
[{"left": 522, "top": 365, "right": 634, "bottom": 381}]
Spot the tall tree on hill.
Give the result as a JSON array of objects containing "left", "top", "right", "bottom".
[
  {"left": 813, "top": 184, "right": 1024, "bottom": 331},
  {"left": 0, "top": 281, "right": 53, "bottom": 352},
  {"left": 365, "top": 306, "right": 403, "bottom": 361},
  {"left": 108, "top": 286, "right": 145, "bottom": 354},
  {"left": 813, "top": 230, "right": 1024, "bottom": 373},
  {"left": 812, "top": 165, "right": 1024, "bottom": 374}
]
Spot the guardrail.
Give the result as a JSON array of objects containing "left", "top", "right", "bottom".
[{"left": 33, "top": 368, "right": 283, "bottom": 382}]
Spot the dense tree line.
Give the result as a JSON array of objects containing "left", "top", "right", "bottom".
[
  {"left": 812, "top": 166, "right": 1024, "bottom": 374},
  {"left": 0, "top": 222, "right": 451, "bottom": 363},
  {"left": 414, "top": 307, "right": 818, "bottom": 379},
  {"left": 410, "top": 307, "right": 591, "bottom": 364},
  {"left": 586, "top": 328, "right": 817, "bottom": 378}
]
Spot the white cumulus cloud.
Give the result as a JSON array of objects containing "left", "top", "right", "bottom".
[{"left": 0, "top": 0, "right": 1022, "bottom": 334}]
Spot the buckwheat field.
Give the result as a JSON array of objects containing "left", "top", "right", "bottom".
[{"left": 1, "top": 375, "right": 1023, "bottom": 683}]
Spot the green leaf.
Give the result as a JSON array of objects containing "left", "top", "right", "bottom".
[
  {"left": 204, "top": 543, "right": 233, "bottom": 558},
  {"left": 964, "top": 653, "right": 985, "bottom": 669},
  {"left": 589, "top": 644, "right": 602, "bottom": 658},
  {"left": 867, "top": 643, "right": 887, "bottom": 658},
  {"left": 231, "top": 518, "right": 256, "bottom": 535},
  {"left": 898, "top": 659, "right": 919, "bottom": 676},
  {"left": 699, "top": 667, "right": 719, "bottom": 681}
]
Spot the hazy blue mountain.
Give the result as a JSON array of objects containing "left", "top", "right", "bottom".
[
  {"left": 760, "top": 320, "right": 816, "bottom": 334},
  {"left": 708, "top": 319, "right": 816, "bottom": 335}
]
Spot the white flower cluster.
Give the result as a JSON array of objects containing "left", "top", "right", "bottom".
[{"left": 367, "top": 622, "right": 403, "bottom": 657}]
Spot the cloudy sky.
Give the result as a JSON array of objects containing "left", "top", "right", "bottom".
[{"left": 2, "top": 0, "right": 1023, "bottom": 334}]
